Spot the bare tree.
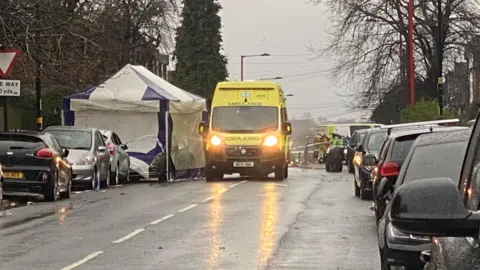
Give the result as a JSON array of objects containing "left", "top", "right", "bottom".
[
  {"left": 310, "top": 0, "right": 480, "bottom": 109},
  {"left": 0, "top": 0, "right": 177, "bottom": 89}
]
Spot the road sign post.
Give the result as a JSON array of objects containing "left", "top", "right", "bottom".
[{"left": 0, "top": 49, "right": 20, "bottom": 131}]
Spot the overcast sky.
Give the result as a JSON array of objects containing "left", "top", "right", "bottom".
[{"left": 218, "top": 0, "right": 369, "bottom": 121}]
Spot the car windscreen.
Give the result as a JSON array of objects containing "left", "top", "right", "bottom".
[
  {"left": 350, "top": 126, "right": 370, "bottom": 134},
  {"left": 211, "top": 106, "right": 278, "bottom": 133},
  {"left": 391, "top": 134, "right": 420, "bottom": 161},
  {"left": 403, "top": 140, "right": 467, "bottom": 185},
  {"left": 367, "top": 131, "right": 386, "bottom": 151},
  {"left": 0, "top": 134, "right": 44, "bottom": 150},
  {"left": 47, "top": 130, "right": 92, "bottom": 150}
]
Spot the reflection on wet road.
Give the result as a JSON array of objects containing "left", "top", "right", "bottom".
[
  {"left": 206, "top": 183, "right": 223, "bottom": 269},
  {"left": 0, "top": 169, "right": 379, "bottom": 269},
  {"left": 258, "top": 183, "right": 277, "bottom": 265}
]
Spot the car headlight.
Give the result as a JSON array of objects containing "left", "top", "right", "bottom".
[
  {"left": 210, "top": 135, "right": 222, "bottom": 146},
  {"left": 76, "top": 155, "right": 96, "bottom": 165},
  {"left": 263, "top": 135, "right": 278, "bottom": 147},
  {"left": 386, "top": 223, "right": 430, "bottom": 245}
]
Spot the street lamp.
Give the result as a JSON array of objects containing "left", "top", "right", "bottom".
[
  {"left": 408, "top": 0, "right": 415, "bottom": 107},
  {"left": 240, "top": 53, "right": 270, "bottom": 81},
  {"left": 260, "top": 76, "right": 283, "bottom": 80}
]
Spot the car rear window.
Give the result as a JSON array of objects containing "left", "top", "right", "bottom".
[
  {"left": 391, "top": 135, "right": 420, "bottom": 160},
  {"left": 367, "top": 131, "right": 387, "bottom": 151},
  {"left": 403, "top": 140, "right": 467, "bottom": 184},
  {"left": 0, "top": 134, "right": 44, "bottom": 149}
]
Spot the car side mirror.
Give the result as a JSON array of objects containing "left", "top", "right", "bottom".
[
  {"left": 363, "top": 153, "right": 376, "bottom": 166},
  {"left": 98, "top": 146, "right": 106, "bottom": 152},
  {"left": 121, "top": 144, "right": 128, "bottom": 150},
  {"left": 62, "top": 148, "right": 69, "bottom": 158},
  {"left": 199, "top": 122, "right": 208, "bottom": 136},
  {"left": 376, "top": 177, "right": 392, "bottom": 199},
  {"left": 283, "top": 122, "right": 292, "bottom": 135},
  {"left": 390, "top": 177, "right": 480, "bottom": 237}
]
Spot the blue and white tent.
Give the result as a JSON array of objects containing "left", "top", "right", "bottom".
[{"left": 62, "top": 64, "right": 207, "bottom": 179}]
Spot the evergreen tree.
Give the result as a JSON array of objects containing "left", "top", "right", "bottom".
[{"left": 172, "top": 0, "right": 228, "bottom": 99}]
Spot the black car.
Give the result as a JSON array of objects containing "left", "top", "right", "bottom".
[
  {"left": 353, "top": 128, "right": 387, "bottom": 199},
  {"left": 377, "top": 129, "right": 470, "bottom": 269},
  {"left": 387, "top": 114, "right": 480, "bottom": 269},
  {"left": 0, "top": 131, "right": 72, "bottom": 201},
  {"left": 346, "top": 129, "right": 368, "bottom": 173},
  {"left": 371, "top": 125, "right": 468, "bottom": 223}
]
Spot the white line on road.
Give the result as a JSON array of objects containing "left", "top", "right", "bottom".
[
  {"left": 178, "top": 204, "right": 198, "bottom": 212},
  {"left": 150, "top": 214, "right": 175, "bottom": 225},
  {"left": 229, "top": 183, "right": 240, "bottom": 188},
  {"left": 60, "top": 251, "right": 104, "bottom": 270},
  {"left": 112, "top": 228, "right": 145, "bottom": 244},
  {"left": 201, "top": 196, "right": 213, "bottom": 203}
]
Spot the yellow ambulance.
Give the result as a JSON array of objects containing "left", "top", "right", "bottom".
[{"left": 198, "top": 81, "right": 292, "bottom": 181}]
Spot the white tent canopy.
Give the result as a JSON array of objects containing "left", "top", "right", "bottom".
[{"left": 62, "top": 64, "right": 206, "bottom": 179}]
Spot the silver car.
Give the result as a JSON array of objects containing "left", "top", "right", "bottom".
[
  {"left": 100, "top": 130, "right": 130, "bottom": 185},
  {"left": 44, "top": 126, "right": 111, "bottom": 189}
]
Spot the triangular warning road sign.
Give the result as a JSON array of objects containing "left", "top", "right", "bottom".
[{"left": 0, "top": 50, "right": 20, "bottom": 77}]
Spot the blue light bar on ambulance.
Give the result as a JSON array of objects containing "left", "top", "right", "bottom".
[
  {"left": 381, "top": 119, "right": 460, "bottom": 135},
  {"left": 218, "top": 87, "right": 274, "bottom": 90}
]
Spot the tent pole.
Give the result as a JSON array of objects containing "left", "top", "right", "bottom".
[{"left": 165, "top": 110, "right": 170, "bottom": 182}]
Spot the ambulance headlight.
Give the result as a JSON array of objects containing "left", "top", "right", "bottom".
[
  {"left": 210, "top": 135, "right": 222, "bottom": 146},
  {"left": 263, "top": 135, "right": 278, "bottom": 147}
]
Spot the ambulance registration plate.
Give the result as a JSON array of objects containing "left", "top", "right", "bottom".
[{"left": 233, "top": 162, "right": 254, "bottom": 167}]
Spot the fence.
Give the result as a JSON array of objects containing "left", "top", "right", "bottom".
[{"left": 290, "top": 141, "right": 328, "bottom": 165}]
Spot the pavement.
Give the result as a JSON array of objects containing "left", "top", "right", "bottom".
[{"left": 0, "top": 168, "right": 380, "bottom": 270}]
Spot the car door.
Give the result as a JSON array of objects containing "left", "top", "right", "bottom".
[
  {"left": 113, "top": 133, "right": 129, "bottom": 175},
  {"left": 95, "top": 131, "right": 109, "bottom": 179}
]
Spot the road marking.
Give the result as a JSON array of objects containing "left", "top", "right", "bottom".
[
  {"left": 112, "top": 228, "right": 145, "bottom": 244},
  {"left": 150, "top": 214, "right": 174, "bottom": 225},
  {"left": 229, "top": 183, "right": 239, "bottom": 188},
  {"left": 201, "top": 196, "right": 213, "bottom": 203},
  {"left": 60, "top": 251, "right": 104, "bottom": 270},
  {"left": 217, "top": 188, "right": 228, "bottom": 194},
  {"left": 178, "top": 204, "right": 198, "bottom": 212}
]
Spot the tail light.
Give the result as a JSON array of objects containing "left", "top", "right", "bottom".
[
  {"left": 106, "top": 143, "right": 115, "bottom": 156},
  {"left": 379, "top": 162, "right": 399, "bottom": 177},
  {"left": 36, "top": 148, "right": 53, "bottom": 158}
]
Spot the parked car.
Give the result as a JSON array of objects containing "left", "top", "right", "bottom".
[
  {"left": 0, "top": 130, "right": 72, "bottom": 201},
  {"left": 388, "top": 114, "right": 480, "bottom": 269},
  {"left": 346, "top": 129, "right": 368, "bottom": 173},
  {"left": 99, "top": 130, "right": 130, "bottom": 185},
  {"left": 376, "top": 129, "right": 470, "bottom": 269},
  {"left": 371, "top": 124, "right": 467, "bottom": 223},
  {"left": 44, "top": 126, "right": 110, "bottom": 189},
  {"left": 353, "top": 128, "right": 387, "bottom": 199}
]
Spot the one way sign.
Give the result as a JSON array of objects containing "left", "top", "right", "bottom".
[{"left": 0, "top": 80, "right": 21, "bottom": 96}]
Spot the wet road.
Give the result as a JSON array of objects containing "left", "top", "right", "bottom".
[{"left": 0, "top": 168, "right": 380, "bottom": 269}]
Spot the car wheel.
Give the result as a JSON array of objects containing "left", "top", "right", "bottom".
[
  {"left": 45, "top": 172, "right": 59, "bottom": 202},
  {"left": 92, "top": 168, "right": 100, "bottom": 190},
  {"left": 101, "top": 168, "right": 110, "bottom": 188},
  {"left": 379, "top": 248, "right": 391, "bottom": 270},
  {"left": 360, "top": 181, "right": 370, "bottom": 200},
  {"left": 61, "top": 171, "right": 72, "bottom": 199},
  {"left": 115, "top": 164, "right": 120, "bottom": 185},
  {"left": 274, "top": 165, "right": 285, "bottom": 181},
  {"left": 354, "top": 179, "right": 360, "bottom": 197}
]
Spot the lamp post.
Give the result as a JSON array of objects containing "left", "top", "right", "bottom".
[
  {"left": 436, "top": 0, "right": 444, "bottom": 115},
  {"left": 240, "top": 53, "right": 270, "bottom": 81},
  {"left": 260, "top": 76, "right": 283, "bottom": 81},
  {"left": 408, "top": 0, "right": 415, "bottom": 107}
]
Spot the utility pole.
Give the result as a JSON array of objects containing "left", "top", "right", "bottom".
[
  {"left": 35, "top": 3, "right": 42, "bottom": 130},
  {"left": 408, "top": 0, "right": 415, "bottom": 107},
  {"left": 437, "top": 0, "right": 444, "bottom": 115}
]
